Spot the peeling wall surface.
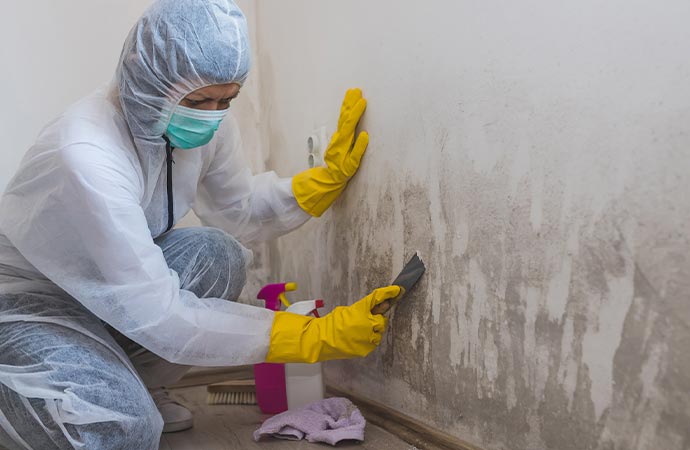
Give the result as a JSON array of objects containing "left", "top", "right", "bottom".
[{"left": 248, "top": 1, "right": 690, "bottom": 449}]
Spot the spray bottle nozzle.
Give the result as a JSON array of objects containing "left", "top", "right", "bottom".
[
  {"left": 257, "top": 282, "right": 298, "bottom": 311},
  {"left": 257, "top": 284, "right": 325, "bottom": 317}
]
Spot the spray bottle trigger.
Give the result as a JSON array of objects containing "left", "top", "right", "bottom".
[{"left": 278, "top": 292, "right": 291, "bottom": 308}]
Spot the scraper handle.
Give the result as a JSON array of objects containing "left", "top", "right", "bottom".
[
  {"left": 370, "top": 286, "right": 405, "bottom": 315},
  {"left": 371, "top": 300, "right": 391, "bottom": 315}
]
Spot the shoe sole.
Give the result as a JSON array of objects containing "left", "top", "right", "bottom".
[{"left": 162, "top": 418, "right": 194, "bottom": 433}]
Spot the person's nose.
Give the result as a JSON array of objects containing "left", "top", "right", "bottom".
[{"left": 198, "top": 103, "right": 220, "bottom": 111}]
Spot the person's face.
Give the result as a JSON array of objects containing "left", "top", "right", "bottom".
[{"left": 179, "top": 83, "right": 241, "bottom": 110}]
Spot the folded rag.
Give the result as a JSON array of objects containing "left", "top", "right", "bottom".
[{"left": 253, "top": 397, "right": 366, "bottom": 445}]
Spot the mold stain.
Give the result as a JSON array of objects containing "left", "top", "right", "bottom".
[{"left": 272, "top": 140, "right": 689, "bottom": 450}]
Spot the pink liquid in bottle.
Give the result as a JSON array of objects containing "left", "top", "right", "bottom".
[{"left": 254, "top": 283, "right": 290, "bottom": 414}]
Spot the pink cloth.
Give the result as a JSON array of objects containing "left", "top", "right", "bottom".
[{"left": 253, "top": 397, "right": 366, "bottom": 445}]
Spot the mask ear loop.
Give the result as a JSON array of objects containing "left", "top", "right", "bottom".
[{"left": 162, "top": 135, "right": 175, "bottom": 233}]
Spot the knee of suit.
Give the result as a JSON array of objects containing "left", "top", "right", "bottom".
[
  {"left": 120, "top": 395, "right": 164, "bottom": 449},
  {"left": 174, "top": 227, "right": 250, "bottom": 301},
  {"left": 77, "top": 392, "right": 164, "bottom": 450}
]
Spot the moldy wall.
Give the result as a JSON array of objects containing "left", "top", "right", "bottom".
[{"left": 248, "top": 1, "right": 690, "bottom": 449}]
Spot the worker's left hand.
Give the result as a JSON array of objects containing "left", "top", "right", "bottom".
[{"left": 291, "top": 88, "right": 369, "bottom": 217}]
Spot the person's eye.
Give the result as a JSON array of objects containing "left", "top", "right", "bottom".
[{"left": 186, "top": 99, "right": 202, "bottom": 105}]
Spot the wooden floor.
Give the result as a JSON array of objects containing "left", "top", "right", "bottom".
[{"left": 159, "top": 385, "right": 418, "bottom": 450}]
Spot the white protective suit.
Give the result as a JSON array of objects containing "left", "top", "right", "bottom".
[{"left": 0, "top": 0, "right": 310, "bottom": 368}]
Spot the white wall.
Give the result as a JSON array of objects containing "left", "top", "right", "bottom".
[
  {"left": 4, "top": 2, "right": 689, "bottom": 448},
  {"left": 0, "top": 1, "right": 155, "bottom": 191},
  {"left": 250, "top": 1, "right": 690, "bottom": 449}
]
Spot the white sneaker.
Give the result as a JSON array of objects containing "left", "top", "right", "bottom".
[{"left": 149, "top": 387, "right": 194, "bottom": 433}]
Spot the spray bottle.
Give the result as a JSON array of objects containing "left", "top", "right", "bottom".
[
  {"left": 284, "top": 299, "right": 325, "bottom": 410},
  {"left": 254, "top": 283, "right": 325, "bottom": 414}
]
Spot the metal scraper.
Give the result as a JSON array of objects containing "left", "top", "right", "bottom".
[{"left": 371, "top": 252, "right": 426, "bottom": 315}]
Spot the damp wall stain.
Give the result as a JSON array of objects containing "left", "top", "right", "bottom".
[
  {"left": 265, "top": 115, "right": 690, "bottom": 449},
  {"left": 252, "top": 2, "right": 690, "bottom": 449},
  {"left": 268, "top": 128, "right": 690, "bottom": 450}
]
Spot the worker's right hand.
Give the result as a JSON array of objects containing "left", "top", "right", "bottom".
[{"left": 265, "top": 285, "right": 402, "bottom": 363}]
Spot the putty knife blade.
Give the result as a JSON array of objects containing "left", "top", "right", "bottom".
[
  {"left": 391, "top": 253, "right": 426, "bottom": 296},
  {"left": 371, "top": 253, "right": 426, "bottom": 315}
]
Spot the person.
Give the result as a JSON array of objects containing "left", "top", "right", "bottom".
[{"left": 0, "top": 0, "right": 401, "bottom": 448}]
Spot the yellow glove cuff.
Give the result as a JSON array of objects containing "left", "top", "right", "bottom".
[
  {"left": 266, "top": 311, "right": 320, "bottom": 363},
  {"left": 292, "top": 167, "right": 347, "bottom": 217}
]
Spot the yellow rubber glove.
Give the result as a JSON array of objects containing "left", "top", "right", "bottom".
[
  {"left": 265, "top": 285, "right": 401, "bottom": 363},
  {"left": 292, "top": 88, "right": 370, "bottom": 217}
]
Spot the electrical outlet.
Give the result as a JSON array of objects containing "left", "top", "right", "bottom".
[{"left": 307, "top": 126, "right": 328, "bottom": 168}]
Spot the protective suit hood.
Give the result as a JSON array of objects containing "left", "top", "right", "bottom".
[{"left": 116, "top": 0, "right": 251, "bottom": 148}]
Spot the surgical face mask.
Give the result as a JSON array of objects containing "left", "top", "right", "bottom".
[{"left": 165, "top": 104, "right": 230, "bottom": 149}]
